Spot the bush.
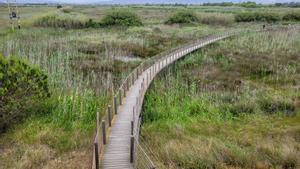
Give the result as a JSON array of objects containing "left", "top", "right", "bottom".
[
  {"left": 0, "top": 55, "right": 50, "bottom": 132},
  {"left": 283, "top": 12, "right": 300, "bottom": 21},
  {"left": 235, "top": 12, "right": 256, "bottom": 22},
  {"left": 199, "top": 13, "right": 235, "bottom": 26},
  {"left": 34, "top": 15, "right": 87, "bottom": 29},
  {"left": 166, "top": 10, "right": 198, "bottom": 24},
  {"left": 101, "top": 10, "right": 143, "bottom": 27},
  {"left": 240, "top": 1, "right": 258, "bottom": 8},
  {"left": 61, "top": 6, "right": 73, "bottom": 13},
  {"left": 259, "top": 97, "right": 296, "bottom": 115},
  {"left": 85, "top": 18, "right": 98, "bottom": 28},
  {"left": 235, "top": 12, "right": 280, "bottom": 23},
  {"left": 256, "top": 13, "right": 281, "bottom": 22}
]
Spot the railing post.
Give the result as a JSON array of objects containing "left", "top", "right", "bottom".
[
  {"left": 94, "top": 142, "right": 100, "bottom": 169},
  {"left": 146, "top": 73, "right": 149, "bottom": 85},
  {"left": 123, "top": 85, "right": 126, "bottom": 97},
  {"left": 136, "top": 97, "right": 139, "bottom": 114},
  {"left": 132, "top": 74, "right": 135, "bottom": 85},
  {"left": 114, "top": 96, "right": 118, "bottom": 115},
  {"left": 127, "top": 78, "right": 130, "bottom": 91},
  {"left": 133, "top": 106, "right": 135, "bottom": 122},
  {"left": 153, "top": 66, "right": 155, "bottom": 75},
  {"left": 96, "top": 112, "right": 100, "bottom": 130},
  {"left": 130, "top": 136, "right": 134, "bottom": 163},
  {"left": 143, "top": 78, "right": 145, "bottom": 92},
  {"left": 131, "top": 120, "right": 134, "bottom": 135},
  {"left": 119, "top": 90, "right": 122, "bottom": 105},
  {"left": 159, "top": 60, "right": 163, "bottom": 69},
  {"left": 139, "top": 88, "right": 142, "bottom": 103},
  {"left": 108, "top": 105, "right": 112, "bottom": 127},
  {"left": 102, "top": 120, "right": 106, "bottom": 145}
]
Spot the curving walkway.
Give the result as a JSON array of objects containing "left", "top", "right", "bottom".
[{"left": 100, "top": 32, "right": 236, "bottom": 169}]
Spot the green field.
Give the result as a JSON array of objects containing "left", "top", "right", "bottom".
[
  {"left": 0, "top": 4, "right": 299, "bottom": 169},
  {"left": 141, "top": 29, "right": 300, "bottom": 169}
]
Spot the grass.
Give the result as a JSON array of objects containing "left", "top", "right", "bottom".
[
  {"left": 0, "top": 4, "right": 299, "bottom": 168},
  {"left": 198, "top": 12, "right": 235, "bottom": 26},
  {"left": 0, "top": 5, "right": 227, "bottom": 168},
  {"left": 141, "top": 29, "right": 300, "bottom": 169}
]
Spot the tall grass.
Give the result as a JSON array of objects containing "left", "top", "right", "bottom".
[
  {"left": 0, "top": 27, "right": 133, "bottom": 168},
  {"left": 34, "top": 12, "right": 90, "bottom": 29},
  {"left": 140, "top": 29, "right": 300, "bottom": 169},
  {"left": 198, "top": 13, "right": 235, "bottom": 26}
]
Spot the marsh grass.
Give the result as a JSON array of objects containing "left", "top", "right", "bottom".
[
  {"left": 141, "top": 29, "right": 300, "bottom": 169},
  {"left": 198, "top": 12, "right": 235, "bottom": 26},
  {"left": 0, "top": 5, "right": 299, "bottom": 169},
  {"left": 34, "top": 12, "right": 90, "bottom": 29},
  {"left": 0, "top": 12, "right": 228, "bottom": 167}
]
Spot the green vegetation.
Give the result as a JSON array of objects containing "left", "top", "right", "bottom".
[
  {"left": 198, "top": 13, "right": 235, "bottom": 26},
  {"left": 34, "top": 10, "right": 143, "bottom": 28},
  {"left": 235, "top": 12, "right": 280, "bottom": 22},
  {"left": 0, "top": 4, "right": 299, "bottom": 169},
  {"left": 240, "top": 1, "right": 258, "bottom": 8},
  {"left": 166, "top": 10, "right": 198, "bottom": 24},
  {"left": 283, "top": 12, "right": 300, "bottom": 21},
  {"left": 34, "top": 14, "right": 88, "bottom": 29},
  {"left": 0, "top": 6, "right": 226, "bottom": 167},
  {"left": 141, "top": 30, "right": 300, "bottom": 169},
  {"left": 0, "top": 55, "right": 50, "bottom": 132},
  {"left": 101, "top": 10, "right": 143, "bottom": 27},
  {"left": 235, "top": 11, "right": 300, "bottom": 23}
]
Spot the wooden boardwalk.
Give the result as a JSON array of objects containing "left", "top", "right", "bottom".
[{"left": 101, "top": 33, "right": 232, "bottom": 169}]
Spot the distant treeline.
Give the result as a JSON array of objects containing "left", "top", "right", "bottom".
[
  {"left": 132, "top": 2, "right": 300, "bottom": 8},
  {"left": 274, "top": 2, "right": 300, "bottom": 8},
  {"left": 202, "top": 1, "right": 300, "bottom": 8},
  {"left": 1, "top": 2, "right": 300, "bottom": 8}
]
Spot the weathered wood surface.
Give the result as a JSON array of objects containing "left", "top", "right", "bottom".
[{"left": 101, "top": 34, "right": 231, "bottom": 169}]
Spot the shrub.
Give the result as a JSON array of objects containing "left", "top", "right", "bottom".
[
  {"left": 256, "top": 13, "right": 281, "bottom": 22},
  {"left": 283, "top": 12, "right": 300, "bottom": 21},
  {"left": 229, "top": 102, "right": 256, "bottom": 116},
  {"left": 166, "top": 10, "right": 198, "bottom": 24},
  {"left": 0, "top": 55, "right": 50, "bottom": 132},
  {"left": 235, "top": 12, "right": 256, "bottom": 22},
  {"left": 34, "top": 15, "right": 87, "bottom": 29},
  {"left": 85, "top": 18, "right": 98, "bottom": 28},
  {"left": 61, "top": 6, "right": 73, "bottom": 13},
  {"left": 235, "top": 12, "right": 280, "bottom": 23},
  {"left": 240, "top": 1, "right": 258, "bottom": 8},
  {"left": 101, "top": 10, "right": 143, "bottom": 27},
  {"left": 259, "top": 97, "right": 295, "bottom": 115}
]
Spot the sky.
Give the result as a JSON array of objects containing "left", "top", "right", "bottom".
[{"left": 1, "top": 0, "right": 299, "bottom": 4}]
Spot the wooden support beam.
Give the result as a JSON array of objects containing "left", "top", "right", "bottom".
[{"left": 102, "top": 120, "right": 106, "bottom": 145}]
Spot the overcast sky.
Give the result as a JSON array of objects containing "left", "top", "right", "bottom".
[{"left": 1, "top": 0, "right": 299, "bottom": 4}]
